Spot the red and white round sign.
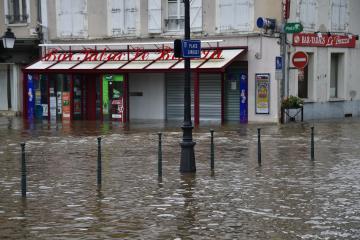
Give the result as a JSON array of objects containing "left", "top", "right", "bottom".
[{"left": 292, "top": 51, "right": 308, "bottom": 69}]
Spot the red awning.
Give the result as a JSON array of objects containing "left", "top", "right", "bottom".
[{"left": 24, "top": 48, "right": 246, "bottom": 73}]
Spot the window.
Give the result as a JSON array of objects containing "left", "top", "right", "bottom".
[
  {"left": 150, "top": 0, "right": 202, "bottom": 33},
  {"left": 218, "top": 0, "right": 254, "bottom": 32},
  {"left": 298, "top": 67, "right": 308, "bottom": 99},
  {"left": 56, "top": 0, "right": 87, "bottom": 38},
  {"left": 109, "top": 0, "right": 138, "bottom": 36},
  {"left": 298, "top": 53, "right": 314, "bottom": 99},
  {"left": 298, "top": 0, "right": 317, "bottom": 30},
  {"left": 5, "top": 0, "right": 29, "bottom": 24},
  {"left": 330, "top": 0, "right": 349, "bottom": 32},
  {"left": 166, "top": 0, "right": 185, "bottom": 31},
  {"left": 330, "top": 53, "right": 344, "bottom": 98}
]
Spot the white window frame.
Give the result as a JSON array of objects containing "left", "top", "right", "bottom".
[
  {"left": 216, "top": 0, "right": 254, "bottom": 33},
  {"left": 4, "top": 0, "right": 31, "bottom": 25},
  {"left": 107, "top": 0, "right": 140, "bottom": 37},
  {"left": 296, "top": 0, "right": 318, "bottom": 31},
  {"left": 165, "top": 0, "right": 185, "bottom": 33},
  {"left": 328, "top": 50, "right": 347, "bottom": 100},
  {"left": 329, "top": 0, "right": 349, "bottom": 32}
]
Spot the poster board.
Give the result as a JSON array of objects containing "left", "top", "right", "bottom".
[
  {"left": 62, "top": 92, "right": 71, "bottom": 120},
  {"left": 255, "top": 73, "right": 270, "bottom": 114}
]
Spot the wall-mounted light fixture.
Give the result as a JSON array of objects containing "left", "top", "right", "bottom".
[{"left": 2, "top": 28, "right": 16, "bottom": 49}]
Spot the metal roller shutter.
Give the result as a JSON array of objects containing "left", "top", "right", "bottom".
[
  {"left": 166, "top": 73, "right": 194, "bottom": 121},
  {"left": 225, "top": 73, "right": 240, "bottom": 121},
  {"left": 199, "top": 74, "right": 221, "bottom": 121}
]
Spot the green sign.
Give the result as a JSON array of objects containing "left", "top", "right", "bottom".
[
  {"left": 102, "top": 74, "right": 123, "bottom": 115},
  {"left": 284, "top": 23, "right": 303, "bottom": 33}
]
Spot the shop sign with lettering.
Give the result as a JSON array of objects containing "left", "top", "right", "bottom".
[
  {"left": 293, "top": 33, "right": 356, "bottom": 48},
  {"left": 42, "top": 47, "right": 223, "bottom": 62}
]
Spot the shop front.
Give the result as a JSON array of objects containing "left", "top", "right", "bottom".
[{"left": 23, "top": 42, "right": 247, "bottom": 125}]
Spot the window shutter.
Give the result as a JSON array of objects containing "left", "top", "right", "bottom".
[
  {"left": 339, "top": 0, "right": 348, "bottom": 31},
  {"left": 124, "top": 0, "right": 137, "bottom": 34},
  {"left": 72, "top": 0, "right": 87, "bottom": 37},
  {"left": 58, "top": 0, "right": 73, "bottom": 37},
  {"left": 308, "top": 0, "right": 317, "bottom": 29},
  {"left": 218, "top": 0, "right": 234, "bottom": 32},
  {"left": 235, "top": 0, "right": 251, "bottom": 31},
  {"left": 148, "top": 0, "right": 162, "bottom": 33},
  {"left": 111, "top": 0, "right": 125, "bottom": 36},
  {"left": 300, "top": 0, "right": 316, "bottom": 30},
  {"left": 331, "top": 0, "right": 340, "bottom": 31},
  {"left": 190, "top": 0, "right": 202, "bottom": 32}
]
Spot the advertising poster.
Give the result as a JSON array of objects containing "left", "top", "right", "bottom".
[
  {"left": 111, "top": 98, "right": 123, "bottom": 120},
  {"left": 62, "top": 92, "right": 71, "bottom": 120},
  {"left": 42, "top": 104, "right": 48, "bottom": 117},
  {"left": 35, "top": 89, "right": 43, "bottom": 119},
  {"left": 27, "top": 74, "right": 35, "bottom": 119},
  {"left": 255, "top": 73, "right": 270, "bottom": 114},
  {"left": 74, "top": 99, "right": 81, "bottom": 115},
  {"left": 49, "top": 88, "right": 56, "bottom": 120},
  {"left": 239, "top": 73, "right": 248, "bottom": 123},
  {"left": 57, "top": 92, "right": 62, "bottom": 114}
]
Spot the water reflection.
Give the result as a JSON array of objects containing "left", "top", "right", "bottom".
[{"left": 0, "top": 117, "right": 360, "bottom": 239}]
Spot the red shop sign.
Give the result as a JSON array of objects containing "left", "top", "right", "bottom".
[
  {"left": 42, "top": 47, "right": 224, "bottom": 62},
  {"left": 293, "top": 33, "right": 356, "bottom": 48}
]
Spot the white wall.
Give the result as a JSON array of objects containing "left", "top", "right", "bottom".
[
  {"left": 221, "top": 36, "right": 280, "bottom": 123},
  {"left": 0, "top": 65, "right": 7, "bottom": 110},
  {"left": 129, "top": 73, "right": 165, "bottom": 120}
]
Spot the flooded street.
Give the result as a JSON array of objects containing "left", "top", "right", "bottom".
[{"left": 0, "top": 117, "right": 359, "bottom": 239}]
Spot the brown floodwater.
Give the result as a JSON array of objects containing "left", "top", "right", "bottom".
[{"left": 0, "top": 117, "right": 359, "bottom": 239}]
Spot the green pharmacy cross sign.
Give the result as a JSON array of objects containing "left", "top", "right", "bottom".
[{"left": 284, "top": 22, "right": 303, "bottom": 33}]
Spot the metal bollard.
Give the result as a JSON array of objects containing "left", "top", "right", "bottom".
[
  {"left": 158, "top": 132, "right": 162, "bottom": 177},
  {"left": 257, "top": 128, "right": 261, "bottom": 166},
  {"left": 311, "top": 126, "right": 314, "bottom": 161},
  {"left": 20, "top": 143, "right": 26, "bottom": 197},
  {"left": 97, "top": 137, "right": 102, "bottom": 186},
  {"left": 210, "top": 129, "right": 214, "bottom": 171}
]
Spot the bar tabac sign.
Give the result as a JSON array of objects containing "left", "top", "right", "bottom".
[{"left": 293, "top": 33, "right": 356, "bottom": 48}]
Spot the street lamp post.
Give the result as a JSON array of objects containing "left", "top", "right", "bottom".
[
  {"left": 180, "top": 0, "right": 196, "bottom": 173},
  {"left": 2, "top": 28, "right": 16, "bottom": 111},
  {"left": 2, "top": 28, "right": 16, "bottom": 49}
]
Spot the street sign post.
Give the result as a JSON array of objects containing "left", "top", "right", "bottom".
[
  {"left": 292, "top": 51, "right": 308, "bottom": 69},
  {"left": 275, "top": 56, "right": 283, "bottom": 80},
  {"left": 284, "top": 22, "right": 303, "bottom": 33},
  {"left": 182, "top": 40, "right": 201, "bottom": 58}
]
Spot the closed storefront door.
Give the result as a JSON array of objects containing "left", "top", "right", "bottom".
[
  {"left": 166, "top": 73, "right": 194, "bottom": 121},
  {"left": 225, "top": 70, "right": 248, "bottom": 122},
  {"left": 199, "top": 74, "right": 221, "bottom": 121}
]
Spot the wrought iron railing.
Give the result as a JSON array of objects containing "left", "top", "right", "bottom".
[{"left": 6, "top": 14, "right": 28, "bottom": 24}]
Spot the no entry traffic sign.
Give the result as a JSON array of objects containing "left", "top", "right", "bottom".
[{"left": 292, "top": 51, "right": 308, "bottom": 69}]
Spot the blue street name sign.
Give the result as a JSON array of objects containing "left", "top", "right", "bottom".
[
  {"left": 276, "top": 56, "right": 283, "bottom": 70},
  {"left": 182, "top": 40, "right": 201, "bottom": 58}
]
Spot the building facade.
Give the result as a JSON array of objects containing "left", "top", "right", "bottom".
[
  {"left": 0, "top": 0, "right": 43, "bottom": 115},
  {"left": 287, "top": 0, "right": 360, "bottom": 120},
  {"left": 22, "top": 0, "right": 283, "bottom": 124}
]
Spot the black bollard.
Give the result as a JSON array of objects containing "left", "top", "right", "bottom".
[
  {"left": 210, "top": 129, "right": 214, "bottom": 171},
  {"left": 158, "top": 132, "right": 162, "bottom": 177},
  {"left": 97, "top": 137, "right": 102, "bottom": 186},
  {"left": 311, "top": 126, "right": 314, "bottom": 161},
  {"left": 20, "top": 143, "right": 26, "bottom": 197},
  {"left": 257, "top": 128, "right": 261, "bottom": 166}
]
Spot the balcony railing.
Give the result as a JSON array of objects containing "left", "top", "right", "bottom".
[{"left": 6, "top": 14, "right": 28, "bottom": 24}]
